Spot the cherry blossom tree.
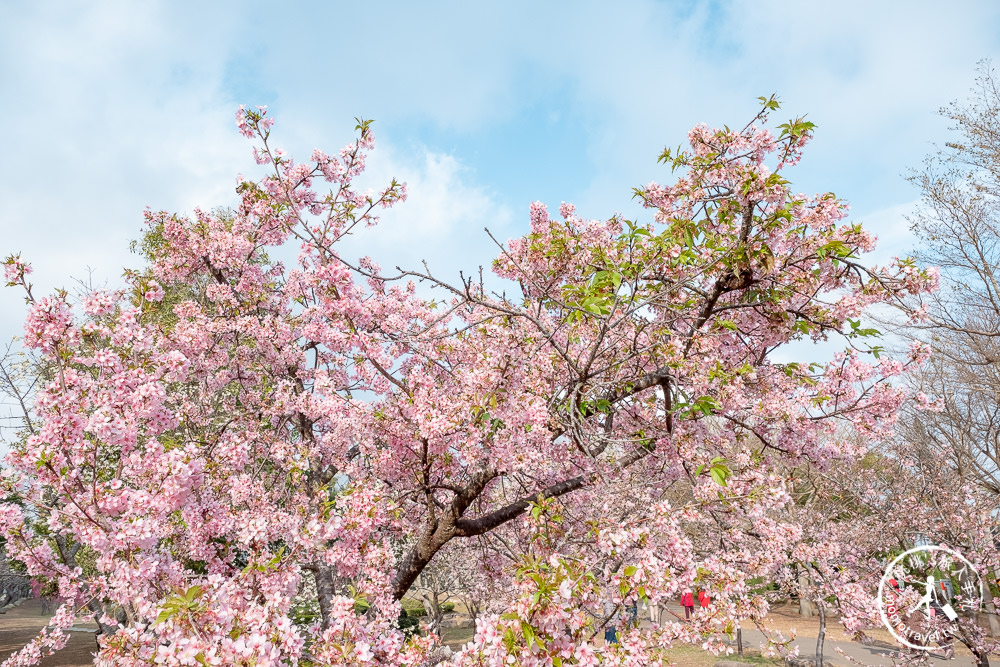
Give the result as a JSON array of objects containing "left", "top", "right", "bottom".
[
  {"left": 808, "top": 438, "right": 1000, "bottom": 667},
  {"left": 0, "top": 98, "right": 936, "bottom": 666}
]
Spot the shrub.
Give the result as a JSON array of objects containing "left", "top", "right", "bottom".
[{"left": 401, "top": 598, "right": 427, "bottom": 618}]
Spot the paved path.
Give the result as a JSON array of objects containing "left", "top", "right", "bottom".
[
  {"left": 651, "top": 603, "right": 978, "bottom": 667},
  {"left": 733, "top": 625, "right": 975, "bottom": 667},
  {"left": 1, "top": 598, "right": 97, "bottom": 667}
]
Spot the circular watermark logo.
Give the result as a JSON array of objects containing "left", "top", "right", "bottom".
[{"left": 877, "top": 545, "right": 984, "bottom": 651}]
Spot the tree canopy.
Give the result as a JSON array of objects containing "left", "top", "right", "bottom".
[{"left": 0, "top": 99, "right": 939, "bottom": 666}]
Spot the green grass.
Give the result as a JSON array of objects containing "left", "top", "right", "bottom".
[
  {"left": 740, "top": 651, "right": 785, "bottom": 666},
  {"left": 663, "top": 644, "right": 785, "bottom": 667},
  {"left": 440, "top": 625, "right": 476, "bottom": 648},
  {"left": 438, "top": 634, "right": 785, "bottom": 665}
]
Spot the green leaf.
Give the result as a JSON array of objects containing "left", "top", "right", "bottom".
[
  {"left": 709, "top": 459, "right": 731, "bottom": 487},
  {"left": 758, "top": 95, "right": 781, "bottom": 111},
  {"left": 521, "top": 621, "right": 536, "bottom": 648},
  {"left": 692, "top": 395, "right": 720, "bottom": 416}
]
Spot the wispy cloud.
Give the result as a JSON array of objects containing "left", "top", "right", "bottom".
[
  {"left": 338, "top": 144, "right": 515, "bottom": 288},
  {"left": 2, "top": 0, "right": 1000, "bottom": 348}
]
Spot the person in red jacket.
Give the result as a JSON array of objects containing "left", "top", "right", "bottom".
[
  {"left": 698, "top": 588, "right": 711, "bottom": 609},
  {"left": 680, "top": 589, "right": 695, "bottom": 619}
]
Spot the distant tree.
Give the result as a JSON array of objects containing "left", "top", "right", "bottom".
[{"left": 899, "top": 61, "right": 1000, "bottom": 494}]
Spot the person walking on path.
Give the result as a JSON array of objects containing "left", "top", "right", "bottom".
[
  {"left": 626, "top": 600, "right": 638, "bottom": 628},
  {"left": 681, "top": 589, "right": 695, "bottom": 619},
  {"left": 698, "top": 588, "right": 711, "bottom": 611},
  {"left": 603, "top": 600, "right": 619, "bottom": 645},
  {"left": 648, "top": 600, "right": 660, "bottom": 624}
]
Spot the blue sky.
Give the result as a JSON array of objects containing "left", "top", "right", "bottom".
[{"left": 3, "top": 0, "right": 1000, "bottom": 347}]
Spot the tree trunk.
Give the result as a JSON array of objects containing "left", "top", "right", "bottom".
[
  {"left": 982, "top": 571, "right": 1000, "bottom": 636},
  {"left": 421, "top": 589, "right": 443, "bottom": 635},
  {"left": 815, "top": 601, "right": 826, "bottom": 667},
  {"left": 470, "top": 599, "right": 480, "bottom": 623},
  {"left": 432, "top": 599, "right": 443, "bottom": 635},
  {"left": 311, "top": 563, "right": 338, "bottom": 630},
  {"left": 463, "top": 595, "right": 480, "bottom": 623},
  {"left": 737, "top": 624, "right": 743, "bottom": 658},
  {"left": 798, "top": 570, "right": 813, "bottom": 618}
]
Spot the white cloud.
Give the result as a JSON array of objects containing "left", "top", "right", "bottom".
[
  {"left": 332, "top": 144, "right": 516, "bottom": 289},
  {"left": 2, "top": 0, "right": 999, "bottom": 360},
  {"left": 505, "top": 1, "right": 1000, "bottom": 219},
  {"left": 0, "top": 1, "right": 517, "bottom": 342},
  {"left": 0, "top": 3, "right": 244, "bottom": 324}
]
